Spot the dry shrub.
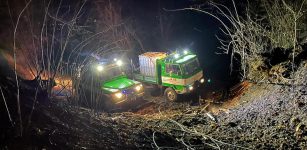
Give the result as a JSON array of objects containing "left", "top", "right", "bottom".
[
  {"left": 247, "top": 56, "right": 268, "bottom": 82},
  {"left": 268, "top": 62, "right": 291, "bottom": 84},
  {"left": 191, "top": 0, "right": 306, "bottom": 84}
]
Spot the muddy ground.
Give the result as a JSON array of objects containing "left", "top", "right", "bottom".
[
  {"left": 0, "top": 62, "right": 307, "bottom": 149},
  {"left": 1, "top": 77, "right": 306, "bottom": 149}
]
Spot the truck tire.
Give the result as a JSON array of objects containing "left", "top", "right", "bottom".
[{"left": 164, "top": 88, "right": 177, "bottom": 102}]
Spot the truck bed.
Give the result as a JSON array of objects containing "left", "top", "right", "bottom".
[{"left": 139, "top": 52, "right": 166, "bottom": 77}]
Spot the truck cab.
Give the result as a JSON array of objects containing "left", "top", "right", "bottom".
[
  {"left": 134, "top": 50, "right": 205, "bottom": 101},
  {"left": 160, "top": 52, "right": 203, "bottom": 93}
]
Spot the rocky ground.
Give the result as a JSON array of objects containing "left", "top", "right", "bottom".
[{"left": 0, "top": 61, "right": 306, "bottom": 149}]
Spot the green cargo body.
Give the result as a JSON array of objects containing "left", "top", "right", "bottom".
[{"left": 134, "top": 51, "right": 204, "bottom": 101}]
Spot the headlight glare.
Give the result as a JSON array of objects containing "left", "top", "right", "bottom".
[
  {"left": 97, "top": 65, "right": 104, "bottom": 72},
  {"left": 114, "top": 92, "right": 123, "bottom": 99},
  {"left": 116, "top": 60, "right": 123, "bottom": 66},
  {"left": 135, "top": 84, "right": 142, "bottom": 92},
  {"left": 188, "top": 85, "right": 193, "bottom": 91},
  {"left": 200, "top": 78, "right": 205, "bottom": 83}
]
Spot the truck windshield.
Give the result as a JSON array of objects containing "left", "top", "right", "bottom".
[
  {"left": 166, "top": 64, "right": 182, "bottom": 75},
  {"left": 183, "top": 59, "right": 200, "bottom": 76}
]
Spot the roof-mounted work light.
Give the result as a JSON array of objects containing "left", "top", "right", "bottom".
[
  {"left": 174, "top": 53, "right": 180, "bottom": 59},
  {"left": 183, "top": 49, "right": 189, "bottom": 55},
  {"left": 97, "top": 65, "right": 104, "bottom": 72},
  {"left": 116, "top": 60, "right": 123, "bottom": 66}
]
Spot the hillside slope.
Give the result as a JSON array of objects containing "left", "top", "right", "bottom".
[{"left": 0, "top": 62, "right": 306, "bottom": 149}]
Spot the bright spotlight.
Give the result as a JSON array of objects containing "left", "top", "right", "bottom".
[
  {"left": 116, "top": 60, "right": 123, "bottom": 66},
  {"left": 174, "top": 54, "right": 180, "bottom": 59},
  {"left": 135, "top": 84, "right": 142, "bottom": 92},
  {"left": 188, "top": 85, "right": 193, "bottom": 91},
  {"left": 183, "top": 50, "right": 188, "bottom": 55},
  {"left": 114, "top": 92, "right": 123, "bottom": 99},
  {"left": 97, "top": 65, "right": 104, "bottom": 72}
]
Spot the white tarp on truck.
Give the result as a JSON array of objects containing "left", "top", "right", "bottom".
[{"left": 139, "top": 52, "right": 167, "bottom": 77}]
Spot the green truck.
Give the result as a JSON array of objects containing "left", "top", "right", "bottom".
[
  {"left": 95, "top": 59, "right": 144, "bottom": 108},
  {"left": 133, "top": 50, "right": 205, "bottom": 101}
]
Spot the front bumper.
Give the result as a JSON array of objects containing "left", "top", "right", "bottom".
[
  {"left": 112, "top": 90, "right": 144, "bottom": 104},
  {"left": 178, "top": 80, "right": 204, "bottom": 94}
]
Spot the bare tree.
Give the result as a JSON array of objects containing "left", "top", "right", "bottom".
[
  {"left": 5, "top": 0, "right": 142, "bottom": 135},
  {"left": 167, "top": 0, "right": 306, "bottom": 84},
  {"left": 12, "top": 0, "right": 32, "bottom": 136}
]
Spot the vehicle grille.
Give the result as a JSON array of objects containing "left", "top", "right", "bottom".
[{"left": 122, "top": 87, "right": 135, "bottom": 95}]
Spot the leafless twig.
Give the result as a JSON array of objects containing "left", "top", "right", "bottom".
[
  {"left": 13, "top": 0, "right": 32, "bottom": 136},
  {"left": 0, "top": 86, "right": 14, "bottom": 127}
]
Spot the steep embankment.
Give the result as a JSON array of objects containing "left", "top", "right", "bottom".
[
  {"left": 0, "top": 58, "right": 306, "bottom": 149},
  {"left": 119, "top": 61, "right": 307, "bottom": 149}
]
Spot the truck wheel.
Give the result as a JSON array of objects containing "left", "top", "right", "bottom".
[{"left": 164, "top": 88, "right": 177, "bottom": 102}]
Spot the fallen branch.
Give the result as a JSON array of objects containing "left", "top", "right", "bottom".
[
  {"left": 168, "top": 119, "right": 250, "bottom": 149},
  {"left": 152, "top": 131, "right": 161, "bottom": 150}
]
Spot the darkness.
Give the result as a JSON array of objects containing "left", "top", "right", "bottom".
[
  {"left": 0, "top": 0, "right": 242, "bottom": 87},
  {"left": 1, "top": 1, "right": 307, "bottom": 149},
  {"left": 120, "top": 0, "right": 235, "bottom": 87}
]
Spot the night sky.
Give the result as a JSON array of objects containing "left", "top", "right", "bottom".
[
  {"left": 0, "top": 0, "right": 240, "bottom": 87},
  {"left": 120, "top": 0, "right": 233, "bottom": 86}
]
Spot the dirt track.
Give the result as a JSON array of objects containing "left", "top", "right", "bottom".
[{"left": 1, "top": 63, "right": 307, "bottom": 149}]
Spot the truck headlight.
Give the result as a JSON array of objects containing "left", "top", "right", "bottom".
[
  {"left": 188, "top": 85, "right": 193, "bottom": 91},
  {"left": 135, "top": 84, "right": 143, "bottom": 92},
  {"left": 200, "top": 78, "right": 205, "bottom": 83},
  {"left": 114, "top": 92, "right": 123, "bottom": 99}
]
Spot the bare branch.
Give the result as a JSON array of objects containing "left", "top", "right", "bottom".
[{"left": 13, "top": 0, "right": 32, "bottom": 137}]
